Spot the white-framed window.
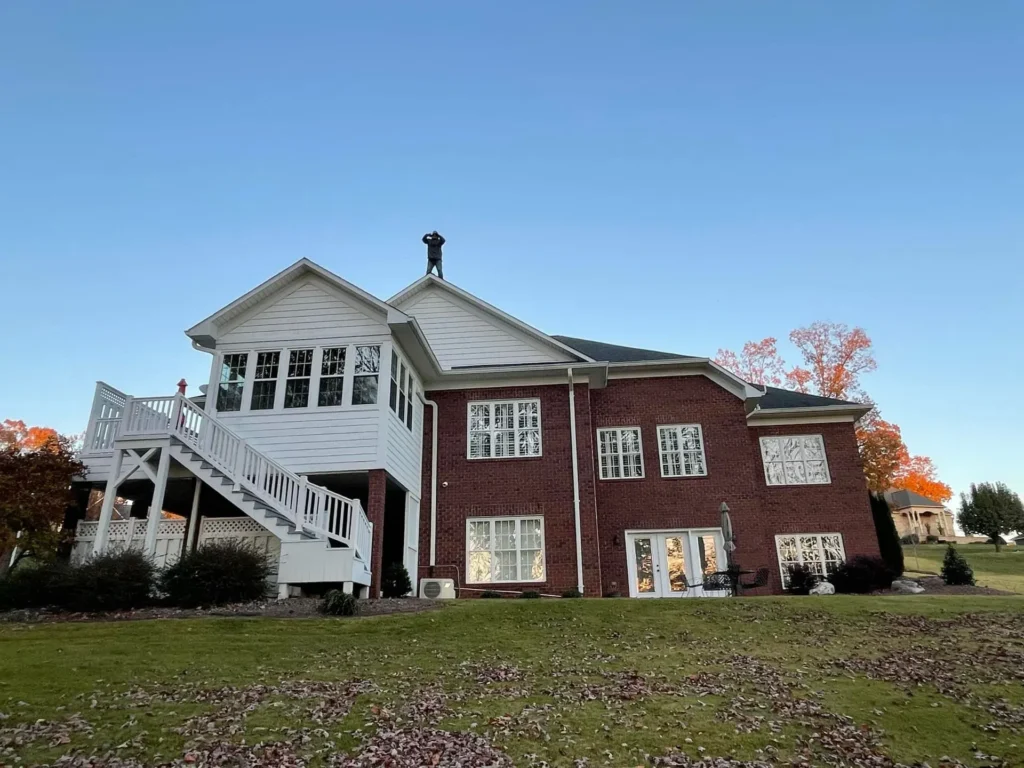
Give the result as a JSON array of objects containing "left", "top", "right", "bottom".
[
  {"left": 250, "top": 351, "right": 280, "bottom": 411},
  {"left": 597, "top": 428, "right": 644, "bottom": 479},
  {"left": 775, "top": 533, "right": 845, "bottom": 587},
  {"left": 216, "top": 353, "right": 248, "bottom": 412},
  {"left": 389, "top": 351, "right": 400, "bottom": 413},
  {"left": 760, "top": 435, "right": 831, "bottom": 486},
  {"left": 467, "top": 516, "right": 545, "bottom": 583},
  {"left": 351, "top": 345, "right": 380, "bottom": 405},
  {"left": 467, "top": 399, "right": 542, "bottom": 459},
  {"left": 318, "top": 347, "right": 346, "bottom": 407},
  {"left": 405, "top": 372, "right": 415, "bottom": 431},
  {"left": 658, "top": 424, "right": 707, "bottom": 478},
  {"left": 284, "top": 349, "right": 313, "bottom": 408}
]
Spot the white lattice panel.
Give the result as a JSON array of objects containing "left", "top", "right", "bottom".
[{"left": 71, "top": 517, "right": 185, "bottom": 568}]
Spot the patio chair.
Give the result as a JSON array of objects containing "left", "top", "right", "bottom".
[
  {"left": 702, "top": 571, "right": 734, "bottom": 593},
  {"left": 740, "top": 567, "right": 770, "bottom": 591}
]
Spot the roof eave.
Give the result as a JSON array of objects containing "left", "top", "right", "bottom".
[
  {"left": 607, "top": 358, "right": 763, "bottom": 401},
  {"left": 430, "top": 361, "right": 609, "bottom": 388},
  {"left": 747, "top": 404, "right": 873, "bottom": 421}
]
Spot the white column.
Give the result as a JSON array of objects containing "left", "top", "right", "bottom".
[
  {"left": 184, "top": 478, "right": 202, "bottom": 553},
  {"left": 143, "top": 448, "right": 172, "bottom": 556},
  {"left": 93, "top": 448, "right": 125, "bottom": 554}
]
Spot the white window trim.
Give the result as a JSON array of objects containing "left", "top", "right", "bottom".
[
  {"left": 657, "top": 424, "right": 708, "bottom": 479},
  {"left": 774, "top": 532, "right": 846, "bottom": 587},
  {"left": 389, "top": 347, "right": 420, "bottom": 431},
  {"left": 759, "top": 434, "right": 831, "bottom": 486},
  {"left": 466, "top": 398, "right": 543, "bottom": 460},
  {"left": 210, "top": 342, "right": 384, "bottom": 415},
  {"left": 465, "top": 516, "right": 546, "bottom": 584},
  {"left": 596, "top": 427, "right": 645, "bottom": 480}
]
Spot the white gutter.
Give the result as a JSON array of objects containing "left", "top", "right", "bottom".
[
  {"left": 420, "top": 392, "right": 439, "bottom": 566},
  {"left": 567, "top": 368, "right": 585, "bottom": 593}
]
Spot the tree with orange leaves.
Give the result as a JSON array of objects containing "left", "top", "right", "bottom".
[
  {"left": 713, "top": 338, "right": 786, "bottom": 387},
  {"left": 0, "top": 419, "right": 59, "bottom": 452},
  {"left": 785, "top": 322, "right": 876, "bottom": 400},
  {"left": 894, "top": 455, "right": 953, "bottom": 504}
]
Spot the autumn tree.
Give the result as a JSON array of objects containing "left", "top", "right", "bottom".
[
  {"left": 894, "top": 455, "right": 953, "bottom": 504},
  {"left": 856, "top": 415, "right": 908, "bottom": 494},
  {"left": 958, "top": 482, "right": 1024, "bottom": 552},
  {"left": 0, "top": 423, "right": 85, "bottom": 574},
  {"left": 713, "top": 338, "right": 787, "bottom": 388},
  {"left": 786, "top": 322, "right": 876, "bottom": 400}
]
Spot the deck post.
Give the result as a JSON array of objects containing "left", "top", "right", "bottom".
[
  {"left": 184, "top": 478, "right": 202, "bottom": 553},
  {"left": 143, "top": 447, "right": 172, "bottom": 557},
  {"left": 93, "top": 448, "right": 125, "bottom": 555}
]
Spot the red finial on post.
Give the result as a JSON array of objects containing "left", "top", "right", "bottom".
[{"left": 177, "top": 379, "right": 188, "bottom": 395}]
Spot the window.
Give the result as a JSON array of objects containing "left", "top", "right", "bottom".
[
  {"left": 760, "top": 435, "right": 830, "bottom": 486},
  {"left": 318, "top": 347, "right": 346, "bottom": 407},
  {"left": 658, "top": 425, "right": 707, "bottom": 477},
  {"left": 352, "top": 345, "right": 380, "bottom": 405},
  {"left": 467, "top": 517, "right": 545, "bottom": 583},
  {"left": 389, "top": 351, "right": 399, "bottom": 411},
  {"left": 284, "top": 349, "right": 313, "bottom": 408},
  {"left": 398, "top": 361, "right": 408, "bottom": 420},
  {"left": 467, "top": 399, "right": 542, "bottom": 459},
  {"left": 216, "top": 353, "right": 248, "bottom": 412},
  {"left": 249, "top": 351, "right": 280, "bottom": 410},
  {"left": 597, "top": 428, "right": 644, "bottom": 479},
  {"left": 405, "top": 373, "right": 414, "bottom": 431},
  {"left": 776, "top": 533, "right": 845, "bottom": 587}
]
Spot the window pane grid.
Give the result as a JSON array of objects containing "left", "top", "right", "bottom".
[
  {"left": 776, "top": 533, "right": 845, "bottom": 587},
  {"left": 352, "top": 345, "right": 380, "bottom": 405},
  {"left": 598, "top": 428, "right": 644, "bottom": 479},
  {"left": 658, "top": 425, "right": 707, "bottom": 477},
  {"left": 467, "top": 400, "right": 542, "bottom": 459},
  {"left": 250, "top": 351, "right": 280, "bottom": 410},
  {"left": 761, "top": 435, "right": 830, "bottom": 486},
  {"left": 318, "top": 347, "right": 346, "bottom": 407},
  {"left": 466, "top": 517, "right": 545, "bottom": 583},
  {"left": 285, "top": 349, "right": 313, "bottom": 409},
  {"left": 216, "top": 353, "right": 248, "bottom": 412}
]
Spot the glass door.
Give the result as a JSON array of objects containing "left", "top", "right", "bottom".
[{"left": 626, "top": 530, "right": 727, "bottom": 598}]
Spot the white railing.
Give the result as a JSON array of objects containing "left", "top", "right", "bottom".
[
  {"left": 103, "top": 392, "right": 372, "bottom": 560},
  {"left": 82, "top": 382, "right": 128, "bottom": 453}
]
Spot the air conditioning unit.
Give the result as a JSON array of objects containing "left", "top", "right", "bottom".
[{"left": 419, "top": 578, "right": 456, "bottom": 599}]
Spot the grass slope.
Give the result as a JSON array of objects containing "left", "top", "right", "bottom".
[
  {"left": 1, "top": 597, "right": 1023, "bottom": 766},
  {"left": 904, "top": 543, "right": 1024, "bottom": 593}
]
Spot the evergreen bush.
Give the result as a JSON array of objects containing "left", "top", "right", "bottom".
[
  {"left": 941, "top": 545, "right": 975, "bottom": 586},
  {"left": 479, "top": 590, "right": 503, "bottom": 598},
  {"left": 786, "top": 564, "right": 819, "bottom": 595},
  {"left": 518, "top": 590, "right": 541, "bottom": 599},
  {"left": 71, "top": 551, "right": 156, "bottom": 612},
  {"left": 381, "top": 562, "right": 413, "bottom": 598},
  {"left": 561, "top": 588, "right": 583, "bottom": 598},
  {"left": 828, "top": 555, "right": 896, "bottom": 594},
  {"left": 870, "top": 493, "right": 904, "bottom": 576},
  {"left": 321, "top": 589, "right": 359, "bottom": 616},
  {"left": 161, "top": 540, "right": 271, "bottom": 607}
]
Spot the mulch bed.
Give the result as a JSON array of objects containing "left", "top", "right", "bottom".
[
  {"left": 905, "top": 575, "right": 1013, "bottom": 596},
  {"left": 0, "top": 597, "right": 442, "bottom": 624}
]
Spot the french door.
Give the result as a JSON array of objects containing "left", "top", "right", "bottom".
[{"left": 625, "top": 529, "right": 728, "bottom": 598}]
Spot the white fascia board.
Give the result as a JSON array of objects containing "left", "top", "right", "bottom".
[
  {"left": 185, "top": 258, "right": 392, "bottom": 347},
  {"left": 426, "top": 361, "right": 609, "bottom": 391},
  {"left": 388, "top": 274, "right": 594, "bottom": 363},
  {"left": 607, "top": 358, "right": 762, "bottom": 401},
  {"left": 747, "top": 404, "right": 872, "bottom": 424},
  {"left": 388, "top": 309, "right": 444, "bottom": 379}
]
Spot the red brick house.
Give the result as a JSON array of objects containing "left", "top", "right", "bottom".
[{"left": 75, "top": 259, "right": 875, "bottom": 598}]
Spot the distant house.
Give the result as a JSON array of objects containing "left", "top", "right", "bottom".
[{"left": 884, "top": 489, "right": 955, "bottom": 540}]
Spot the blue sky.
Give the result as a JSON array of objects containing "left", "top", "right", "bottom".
[{"left": 1, "top": 2, "right": 1021, "bottom": 509}]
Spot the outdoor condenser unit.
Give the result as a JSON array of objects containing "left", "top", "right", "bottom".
[{"left": 419, "top": 578, "right": 456, "bottom": 599}]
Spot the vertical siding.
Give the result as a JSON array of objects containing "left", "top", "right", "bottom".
[{"left": 400, "top": 288, "right": 570, "bottom": 369}]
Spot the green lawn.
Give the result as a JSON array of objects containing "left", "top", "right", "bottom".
[
  {"left": 2, "top": 597, "right": 1024, "bottom": 767},
  {"left": 904, "top": 542, "right": 1024, "bottom": 594}
]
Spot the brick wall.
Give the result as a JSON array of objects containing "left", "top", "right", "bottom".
[{"left": 419, "top": 375, "right": 877, "bottom": 597}]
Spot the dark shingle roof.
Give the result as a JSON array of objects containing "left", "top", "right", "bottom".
[
  {"left": 884, "top": 489, "right": 946, "bottom": 509},
  {"left": 553, "top": 335, "right": 861, "bottom": 411},
  {"left": 552, "top": 335, "right": 697, "bottom": 363}
]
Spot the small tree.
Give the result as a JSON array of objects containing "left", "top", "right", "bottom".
[
  {"left": 380, "top": 561, "right": 412, "bottom": 598},
  {"left": 941, "top": 545, "right": 975, "bottom": 586},
  {"left": 869, "top": 492, "right": 904, "bottom": 576},
  {"left": 958, "top": 482, "right": 1024, "bottom": 552}
]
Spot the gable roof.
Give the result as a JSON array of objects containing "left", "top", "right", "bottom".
[
  {"left": 388, "top": 275, "right": 593, "bottom": 364},
  {"left": 186, "top": 258, "right": 400, "bottom": 349},
  {"left": 884, "top": 489, "right": 947, "bottom": 509},
  {"left": 552, "top": 335, "right": 699, "bottom": 363},
  {"left": 758, "top": 387, "right": 861, "bottom": 409}
]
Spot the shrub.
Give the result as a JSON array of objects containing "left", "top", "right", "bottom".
[
  {"left": 870, "top": 493, "right": 904, "bottom": 576},
  {"left": 519, "top": 590, "right": 541, "bottom": 599},
  {"left": 0, "top": 560, "right": 73, "bottom": 611},
  {"left": 321, "top": 589, "right": 358, "bottom": 616},
  {"left": 479, "top": 590, "right": 503, "bottom": 598},
  {"left": 786, "top": 564, "right": 819, "bottom": 595},
  {"left": 603, "top": 590, "right": 622, "bottom": 598},
  {"left": 926, "top": 535, "right": 939, "bottom": 544},
  {"left": 941, "top": 545, "right": 975, "bottom": 586},
  {"left": 71, "top": 550, "right": 156, "bottom": 612},
  {"left": 381, "top": 562, "right": 413, "bottom": 598},
  {"left": 561, "top": 588, "right": 583, "bottom": 598},
  {"left": 900, "top": 534, "right": 920, "bottom": 545},
  {"left": 161, "top": 541, "right": 271, "bottom": 608},
  {"left": 828, "top": 555, "right": 896, "bottom": 594}
]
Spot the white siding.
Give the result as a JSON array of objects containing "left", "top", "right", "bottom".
[
  {"left": 399, "top": 288, "right": 571, "bottom": 369},
  {"left": 217, "top": 409, "right": 380, "bottom": 474},
  {"left": 385, "top": 404, "right": 423, "bottom": 495},
  {"left": 218, "top": 278, "right": 390, "bottom": 349}
]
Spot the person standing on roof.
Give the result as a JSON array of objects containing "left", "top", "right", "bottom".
[{"left": 423, "top": 231, "right": 445, "bottom": 279}]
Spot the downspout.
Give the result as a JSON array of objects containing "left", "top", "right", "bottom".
[
  {"left": 568, "top": 368, "right": 585, "bottom": 594},
  {"left": 420, "top": 392, "right": 439, "bottom": 567}
]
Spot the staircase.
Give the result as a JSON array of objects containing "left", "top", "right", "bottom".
[{"left": 86, "top": 386, "right": 373, "bottom": 563}]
